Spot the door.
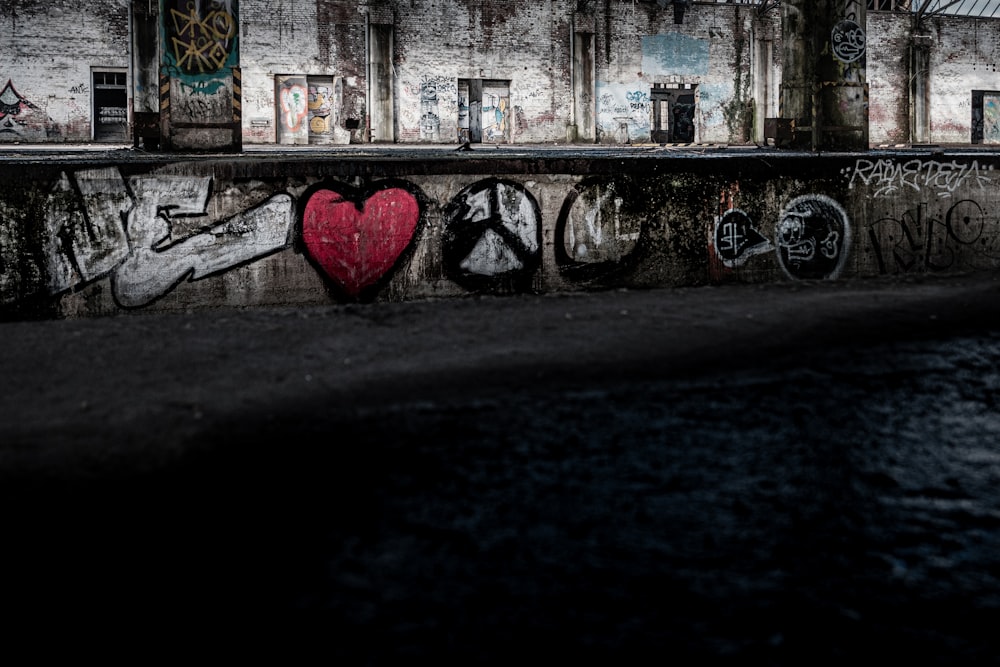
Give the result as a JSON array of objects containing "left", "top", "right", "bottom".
[
  {"left": 972, "top": 90, "right": 1000, "bottom": 144},
  {"left": 651, "top": 90, "right": 671, "bottom": 143},
  {"left": 458, "top": 79, "right": 509, "bottom": 144},
  {"left": 276, "top": 75, "right": 308, "bottom": 145},
  {"left": 650, "top": 86, "right": 696, "bottom": 143},
  {"left": 481, "top": 80, "right": 510, "bottom": 144},
  {"left": 468, "top": 79, "right": 482, "bottom": 143},
  {"left": 672, "top": 91, "right": 696, "bottom": 143},
  {"left": 93, "top": 70, "right": 128, "bottom": 142}
]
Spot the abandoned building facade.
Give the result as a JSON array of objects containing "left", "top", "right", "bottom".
[{"left": 1, "top": 0, "right": 998, "bottom": 149}]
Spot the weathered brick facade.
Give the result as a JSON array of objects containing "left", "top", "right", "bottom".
[
  {"left": 0, "top": 0, "right": 130, "bottom": 142},
  {"left": 0, "top": 1, "right": 998, "bottom": 147}
]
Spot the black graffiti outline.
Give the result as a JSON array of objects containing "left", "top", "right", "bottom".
[
  {"left": 832, "top": 19, "right": 866, "bottom": 64},
  {"left": 868, "top": 200, "right": 1000, "bottom": 275},
  {"left": 554, "top": 177, "right": 646, "bottom": 284},
  {"left": 443, "top": 178, "right": 542, "bottom": 293},
  {"left": 295, "top": 177, "right": 429, "bottom": 303},
  {"left": 714, "top": 208, "right": 772, "bottom": 268},
  {"left": 36, "top": 168, "right": 295, "bottom": 309},
  {"left": 776, "top": 194, "right": 852, "bottom": 281}
]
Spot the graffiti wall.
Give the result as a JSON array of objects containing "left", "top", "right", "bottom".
[
  {"left": 2, "top": 151, "right": 1000, "bottom": 319},
  {"left": 0, "top": 80, "right": 56, "bottom": 141},
  {"left": 596, "top": 83, "right": 653, "bottom": 145},
  {"left": 162, "top": 0, "right": 239, "bottom": 87}
]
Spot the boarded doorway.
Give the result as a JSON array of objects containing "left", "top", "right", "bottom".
[
  {"left": 93, "top": 70, "right": 128, "bottom": 142},
  {"left": 458, "top": 79, "right": 510, "bottom": 143},
  {"left": 972, "top": 90, "right": 1000, "bottom": 144},
  {"left": 650, "top": 84, "right": 696, "bottom": 144}
]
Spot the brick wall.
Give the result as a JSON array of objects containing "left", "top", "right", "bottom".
[
  {"left": 926, "top": 16, "right": 1000, "bottom": 144},
  {"left": 240, "top": 0, "right": 321, "bottom": 144},
  {"left": 391, "top": 0, "right": 573, "bottom": 144},
  {"left": 0, "top": 1, "right": 129, "bottom": 142},
  {"left": 3, "top": 1, "right": 1000, "bottom": 147},
  {"left": 867, "top": 12, "right": 911, "bottom": 146},
  {"left": 593, "top": 2, "right": 764, "bottom": 144}
]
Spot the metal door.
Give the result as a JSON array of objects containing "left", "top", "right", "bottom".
[{"left": 93, "top": 70, "right": 128, "bottom": 142}]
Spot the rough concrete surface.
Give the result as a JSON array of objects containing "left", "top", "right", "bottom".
[{"left": 2, "top": 271, "right": 1000, "bottom": 662}]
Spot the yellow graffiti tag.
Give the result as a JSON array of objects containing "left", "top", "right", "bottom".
[{"left": 170, "top": 7, "right": 236, "bottom": 73}]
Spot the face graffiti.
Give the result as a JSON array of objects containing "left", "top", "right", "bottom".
[
  {"left": 776, "top": 195, "right": 852, "bottom": 281},
  {"left": 831, "top": 20, "right": 866, "bottom": 64},
  {"left": 280, "top": 83, "right": 308, "bottom": 132}
]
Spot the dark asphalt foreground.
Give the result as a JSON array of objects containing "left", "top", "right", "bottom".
[{"left": 3, "top": 273, "right": 1000, "bottom": 662}]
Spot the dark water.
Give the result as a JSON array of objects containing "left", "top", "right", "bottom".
[{"left": 5, "top": 333, "right": 1000, "bottom": 664}]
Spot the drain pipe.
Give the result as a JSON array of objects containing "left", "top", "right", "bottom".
[
  {"left": 365, "top": 8, "right": 372, "bottom": 143},
  {"left": 569, "top": 12, "right": 576, "bottom": 137},
  {"left": 127, "top": 2, "right": 135, "bottom": 145}
]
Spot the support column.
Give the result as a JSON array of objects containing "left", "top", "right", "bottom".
[
  {"left": 368, "top": 24, "right": 395, "bottom": 143},
  {"left": 131, "top": 0, "right": 161, "bottom": 149},
  {"left": 572, "top": 30, "right": 596, "bottom": 143},
  {"left": 159, "top": 0, "right": 242, "bottom": 152},
  {"left": 780, "top": 0, "right": 868, "bottom": 151},
  {"left": 910, "top": 29, "right": 932, "bottom": 144}
]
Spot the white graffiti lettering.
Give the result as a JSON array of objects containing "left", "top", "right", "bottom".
[
  {"left": 44, "top": 168, "right": 295, "bottom": 307},
  {"left": 113, "top": 176, "right": 294, "bottom": 307},
  {"left": 846, "top": 159, "right": 994, "bottom": 198}
]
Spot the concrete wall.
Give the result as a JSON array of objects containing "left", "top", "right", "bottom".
[{"left": 2, "top": 150, "right": 999, "bottom": 320}]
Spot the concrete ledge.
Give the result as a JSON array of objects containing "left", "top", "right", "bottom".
[{"left": 1, "top": 148, "right": 999, "bottom": 319}]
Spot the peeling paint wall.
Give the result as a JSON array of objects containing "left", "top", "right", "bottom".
[
  {"left": 3, "top": 151, "right": 1000, "bottom": 320},
  {"left": 1, "top": 2, "right": 1000, "bottom": 148},
  {"left": 925, "top": 16, "right": 1000, "bottom": 145},
  {"left": 0, "top": 0, "right": 130, "bottom": 142},
  {"left": 594, "top": 3, "right": 765, "bottom": 145}
]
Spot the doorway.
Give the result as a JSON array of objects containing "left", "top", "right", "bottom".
[
  {"left": 972, "top": 90, "right": 1000, "bottom": 144},
  {"left": 650, "top": 84, "right": 696, "bottom": 144},
  {"left": 93, "top": 70, "right": 128, "bottom": 142},
  {"left": 458, "top": 79, "right": 510, "bottom": 143}
]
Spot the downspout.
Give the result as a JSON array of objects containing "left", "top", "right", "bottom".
[
  {"left": 569, "top": 12, "right": 576, "bottom": 139},
  {"left": 365, "top": 8, "right": 372, "bottom": 143},
  {"left": 128, "top": 3, "right": 135, "bottom": 145},
  {"left": 909, "top": 14, "right": 931, "bottom": 144}
]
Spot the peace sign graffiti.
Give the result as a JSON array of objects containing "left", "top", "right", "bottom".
[{"left": 443, "top": 179, "right": 542, "bottom": 293}]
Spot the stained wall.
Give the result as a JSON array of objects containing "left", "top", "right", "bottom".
[
  {"left": 1, "top": 2, "right": 1000, "bottom": 148},
  {"left": 0, "top": 0, "right": 130, "bottom": 142},
  {"left": 2, "top": 151, "right": 998, "bottom": 320}
]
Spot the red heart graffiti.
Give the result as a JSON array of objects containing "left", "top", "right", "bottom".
[{"left": 302, "top": 187, "right": 420, "bottom": 298}]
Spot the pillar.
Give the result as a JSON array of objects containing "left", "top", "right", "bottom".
[
  {"left": 159, "top": 0, "right": 242, "bottom": 152},
  {"left": 780, "top": 0, "right": 868, "bottom": 151}
]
